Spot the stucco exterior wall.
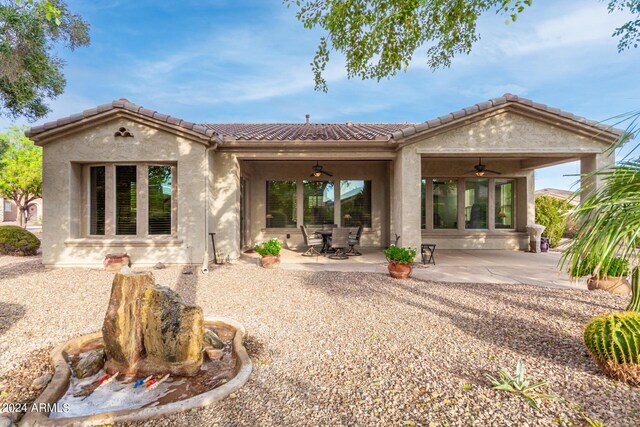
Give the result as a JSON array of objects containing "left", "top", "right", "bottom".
[
  {"left": 411, "top": 111, "right": 610, "bottom": 155},
  {"left": 41, "top": 117, "right": 207, "bottom": 266}
]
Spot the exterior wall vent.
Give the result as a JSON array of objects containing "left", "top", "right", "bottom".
[{"left": 114, "top": 127, "right": 134, "bottom": 137}]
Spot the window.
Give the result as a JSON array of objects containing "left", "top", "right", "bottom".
[
  {"left": 4, "top": 201, "right": 11, "bottom": 212},
  {"left": 266, "top": 180, "right": 297, "bottom": 228},
  {"left": 89, "top": 166, "right": 105, "bottom": 235},
  {"left": 148, "top": 166, "right": 173, "bottom": 235},
  {"left": 115, "top": 165, "right": 137, "bottom": 235},
  {"left": 495, "top": 180, "right": 514, "bottom": 229},
  {"left": 303, "top": 180, "right": 334, "bottom": 228},
  {"left": 340, "top": 180, "right": 371, "bottom": 227},
  {"left": 433, "top": 179, "right": 458, "bottom": 229},
  {"left": 465, "top": 179, "right": 488, "bottom": 229}
]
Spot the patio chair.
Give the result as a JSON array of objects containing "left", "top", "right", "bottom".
[
  {"left": 347, "top": 224, "right": 364, "bottom": 256},
  {"left": 329, "top": 227, "right": 350, "bottom": 260},
  {"left": 300, "top": 225, "right": 323, "bottom": 256}
]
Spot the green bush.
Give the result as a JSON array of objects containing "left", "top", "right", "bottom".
[
  {"left": 383, "top": 245, "right": 416, "bottom": 264},
  {"left": 569, "top": 256, "right": 630, "bottom": 278},
  {"left": 0, "top": 225, "right": 40, "bottom": 256},
  {"left": 535, "top": 195, "right": 570, "bottom": 247},
  {"left": 255, "top": 238, "right": 282, "bottom": 256}
]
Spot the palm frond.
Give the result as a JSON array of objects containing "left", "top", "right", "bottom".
[{"left": 561, "top": 159, "right": 640, "bottom": 276}]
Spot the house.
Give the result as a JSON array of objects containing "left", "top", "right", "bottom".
[
  {"left": 1, "top": 197, "right": 43, "bottom": 225},
  {"left": 535, "top": 188, "right": 580, "bottom": 205},
  {"left": 25, "top": 94, "right": 621, "bottom": 267}
]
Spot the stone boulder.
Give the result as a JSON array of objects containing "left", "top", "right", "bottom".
[
  {"left": 102, "top": 272, "right": 151, "bottom": 375},
  {"left": 102, "top": 272, "right": 204, "bottom": 377},
  {"left": 142, "top": 286, "right": 204, "bottom": 376},
  {"left": 75, "top": 349, "right": 105, "bottom": 379},
  {"left": 204, "top": 329, "right": 224, "bottom": 349}
]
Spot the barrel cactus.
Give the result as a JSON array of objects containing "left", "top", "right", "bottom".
[{"left": 584, "top": 311, "right": 640, "bottom": 385}]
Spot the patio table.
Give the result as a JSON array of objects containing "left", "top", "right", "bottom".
[{"left": 314, "top": 229, "right": 334, "bottom": 254}]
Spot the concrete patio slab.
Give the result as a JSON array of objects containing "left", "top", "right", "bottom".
[{"left": 239, "top": 248, "right": 580, "bottom": 289}]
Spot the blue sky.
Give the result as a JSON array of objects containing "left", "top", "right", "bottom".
[{"left": 3, "top": 0, "right": 639, "bottom": 190}]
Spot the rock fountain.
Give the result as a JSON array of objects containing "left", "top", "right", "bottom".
[{"left": 20, "top": 272, "right": 251, "bottom": 426}]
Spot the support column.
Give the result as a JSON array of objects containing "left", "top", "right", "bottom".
[
  {"left": 580, "top": 152, "right": 615, "bottom": 199},
  {"left": 392, "top": 147, "right": 422, "bottom": 250},
  {"left": 212, "top": 153, "right": 241, "bottom": 260}
]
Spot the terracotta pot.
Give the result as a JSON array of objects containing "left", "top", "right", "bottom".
[
  {"left": 387, "top": 262, "right": 412, "bottom": 279},
  {"left": 587, "top": 276, "right": 631, "bottom": 295},
  {"left": 260, "top": 254, "right": 281, "bottom": 269}
]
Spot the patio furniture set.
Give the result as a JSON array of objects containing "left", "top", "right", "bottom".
[{"left": 300, "top": 224, "right": 364, "bottom": 260}]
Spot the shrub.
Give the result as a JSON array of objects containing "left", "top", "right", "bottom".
[
  {"left": 383, "top": 245, "right": 416, "bottom": 264},
  {"left": 255, "top": 238, "right": 282, "bottom": 256},
  {"left": 569, "top": 256, "right": 629, "bottom": 278},
  {"left": 535, "top": 195, "right": 570, "bottom": 248},
  {"left": 584, "top": 311, "right": 640, "bottom": 385},
  {"left": 0, "top": 225, "right": 40, "bottom": 256}
]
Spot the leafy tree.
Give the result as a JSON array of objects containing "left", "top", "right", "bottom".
[
  {"left": 535, "top": 195, "right": 569, "bottom": 248},
  {"left": 286, "top": 0, "right": 640, "bottom": 91},
  {"left": 0, "top": 126, "right": 42, "bottom": 227},
  {"left": 0, "top": 0, "right": 90, "bottom": 120}
]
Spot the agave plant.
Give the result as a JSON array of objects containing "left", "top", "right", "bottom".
[
  {"left": 485, "top": 360, "right": 559, "bottom": 410},
  {"left": 561, "top": 159, "right": 640, "bottom": 312}
]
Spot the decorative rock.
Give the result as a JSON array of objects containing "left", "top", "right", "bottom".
[
  {"left": 102, "top": 272, "right": 153, "bottom": 375},
  {"left": 154, "top": 262, "right": 166, "bottom": 270},
  {"left": 31, "top": 373, "right": 52, "bottom": 389},
  {"left": 75, "top": 349, "right": 105, "bottom": 379},
  {"left": 142, "top": 285, "right": 204, "bottom": 376},
  {"left": 0, "top": 415, "right": 15, "bottom": 427},
  {"left": 102, "top": 272, "right": 205, "bottom": 377},
  {"left": 204, "top": 329, "right": 224, "bottom": 349},
  {"left": 204, "top": 347, "right": 223, "bottom": 361},
  {"left": 103, "top": 253, "right": 131, "bottom": 271}
]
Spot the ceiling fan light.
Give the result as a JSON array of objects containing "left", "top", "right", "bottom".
[
  {"left": 312, "top": 171, "right": 322, "bottom": 177},
  {"left": 475, "top": 171, "right": 485, "bottom": 177}
]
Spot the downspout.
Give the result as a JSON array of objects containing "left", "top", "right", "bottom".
[{"left": 201, "top": 138, "right": 220, "bottom": 273}]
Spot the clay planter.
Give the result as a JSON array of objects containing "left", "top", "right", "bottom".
[
  {"left": 260, "top": 254, "right": 281, "bottom": 269},
  {"left": 387, "top": 262, "right": 412, "bottom": 279},
  {"left": 587, "top": 276, "right": 631, "bottom": 295},
  {"left": 104, "top": 253, "right": 130, "bottom": 271}
]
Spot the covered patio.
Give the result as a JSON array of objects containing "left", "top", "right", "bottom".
[{"left": 239, "top": 248, "right": 575, "bottom": 289}]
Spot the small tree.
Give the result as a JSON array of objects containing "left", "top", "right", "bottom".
[
  {"left": 0, "top": 127, "right": 42, "bottom": 228},
  {"left": 535, "top": 195, "right": 570, "bottom": 248}
]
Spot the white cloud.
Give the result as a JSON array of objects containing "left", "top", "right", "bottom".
[{"left": 497, "top": 3, "right": 632, "bottom": 56}]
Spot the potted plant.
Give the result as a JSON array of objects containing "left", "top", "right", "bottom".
[
  {"left": 569, "top": 256, "right": 631, "bottom": 295},
  {"left": 383, "top": 245, "right": 417, "bottom": 279},
  {"left": 255, "top": 238, "right": 282, "bottom": 268}
]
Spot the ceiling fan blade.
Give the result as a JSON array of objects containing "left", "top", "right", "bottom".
[
  {"left": 485, "top": 169, "right": 502, "bottom": 175},
  {"left": 322, "top": 170, "right": 334, "bottom": 177}
]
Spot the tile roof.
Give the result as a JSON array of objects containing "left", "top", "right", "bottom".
[
  {"left": 200, "top": 123, "right": 411, "bottom": 141},
  {"left": 389, "top": 93, "right": 624, "bottom": 140},
  {"left": 26, "top": 94, "right": 624, "bottom": 143},
  {"left": 25, "top": 98, "right": 218, "bottom": 140}
]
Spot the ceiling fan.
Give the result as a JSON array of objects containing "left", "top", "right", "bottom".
[
  {"left": 310, "top": 161, "right": 333, "bottom": 177},
  {"left": 468, "top": 157, "right": 501, "bottom": 177}
]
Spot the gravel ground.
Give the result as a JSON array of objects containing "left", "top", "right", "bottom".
[{"left": 1, "top": 254, "right": 639, "bottom": 426}]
